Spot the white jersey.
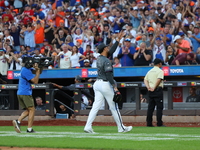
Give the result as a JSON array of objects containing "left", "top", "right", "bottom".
[
  {"left": 72, "top": 33, "right": 83, "bottom": 45},
  {"left": 91, "top": 52, "right": 100, "bottom": 68},
  {"left": 70, "top": 53, "right": 82, "bottom": 67},
  {"left": 152, "top": 44, "right": 166, "bottom": 62},
  {"left": 59, "top": 51, "right": 72, "bottom": 69},
  {"left": 83, "top": 36, "right": 94, "bottom": 52},
  {"left": 0, "top": 55, "right": 9, "bottom": 75},
  {"left": 112, "top": 38, "right": 124, "bottom": 59}
]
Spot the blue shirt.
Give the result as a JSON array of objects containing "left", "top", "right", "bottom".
[
  {"left": 17, "top": 67, "right": 34, "bottom": 95},
  {"left": 130, "top": 14, "right": 141, "bottom": 28},
  {"left": 10, "top": 28, "right": 20, "bottom": 46},
  {"left": 24, "top": 30, "right": 36, "bottom": 48},
  {"left": 190, "top": 33, "right": 200, "bottom": 53},
  {"left": 118, "top": 46, "right": 136, "bottom": 66},
  {"left": 34, "top": 11, "right": 45, "bottom": 20}
]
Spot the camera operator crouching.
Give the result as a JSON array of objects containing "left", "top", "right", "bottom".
[{"left": 12, "top": 56, "right": 52, "bottom": 133}]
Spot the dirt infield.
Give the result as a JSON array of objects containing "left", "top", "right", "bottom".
[
  {"left": 0, "top": 147, "right": 87, "bottom": 150},
  {"left": 0, "top": 119, "right": 200, "bottom": 127}
]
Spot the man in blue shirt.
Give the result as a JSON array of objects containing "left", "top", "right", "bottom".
[
  {"left": 189, "top": 26, "right": 200, "bottom": 53},
  {"left": 117, "top": 38, "right": 136, "bottom": 66},
  {"left": 34, "top": 7, "right": 45, "bottom": 20},
  {"left": 12, "top": 58, "right": 42, "bottom": 133}
]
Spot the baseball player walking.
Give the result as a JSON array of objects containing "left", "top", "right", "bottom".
[{"left": 84, "top": 32, "right": 132, "bottom": 133}]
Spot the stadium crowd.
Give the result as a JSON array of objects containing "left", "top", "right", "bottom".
[{"left": 1, "top": 0, "right": 200, "bottom": 76}]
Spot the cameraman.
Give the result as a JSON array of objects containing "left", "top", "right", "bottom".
[{"left": 12, "top": 60, "right": 42, "bottom": 133}]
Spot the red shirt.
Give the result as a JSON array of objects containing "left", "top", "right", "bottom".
[
  {"left": 22, "top": 16, "right": 32, "bottom": 25},
  {"left": 0, "top": 0, "right": 6, "bottom": 8},
  {"left": 24, "top": 10, "right": 34, "bottom": 16},
  {"left": 83, "top": 50, "right": 93, "bottom": 56},
  {"left": 2, "top": 14, "right": 14, "bottom": 23}
]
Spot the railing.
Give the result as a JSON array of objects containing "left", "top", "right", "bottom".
[{"left": 1, "top": 81, "right": 200, "bottom": 116}]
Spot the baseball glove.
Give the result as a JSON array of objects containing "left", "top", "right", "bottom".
[{"left": 113, "top": 91, "right": 122, "bottom": 103}]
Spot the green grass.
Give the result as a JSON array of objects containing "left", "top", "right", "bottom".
[{"left": 0, "top": 126, "right": 200, "bottom": 150}]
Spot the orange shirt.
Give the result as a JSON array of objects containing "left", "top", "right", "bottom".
[
  {"left": 35, "top": 27, "right": 44, "bottom": 44},
  {"left": 177, "top": 39, "right": 191, "bottom": 55},
  {"left": 55, "top": 11, "right": 65, "bottom": 27}
]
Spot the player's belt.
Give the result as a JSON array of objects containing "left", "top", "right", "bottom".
[{"left": 97, "top": 79, "right": 108, "bottom": 82}]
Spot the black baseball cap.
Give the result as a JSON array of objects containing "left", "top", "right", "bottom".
[
  {"left": 153, "top": 58, "right": 163, "bottom": 65},
  {"left": 75, "top": 75, "right": 82, "bottom": 82},
  {"left": 97, "top": 43, "right": 107, "bottom": 53}
]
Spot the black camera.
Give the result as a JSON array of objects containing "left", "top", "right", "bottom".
[{"left": 22, "top": 56, "right": 53, "bottom": 68}]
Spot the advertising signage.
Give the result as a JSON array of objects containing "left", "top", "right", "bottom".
[{"left": 7, "top": 65, "right": 200, "bottom": 80}]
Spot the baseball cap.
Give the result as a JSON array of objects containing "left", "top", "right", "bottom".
[
  {"left": 156, "top": 37, "right": 162, "bottom": 40},
  {"left": 35, "top": 48, "right": 40, "bottom": 51},
  {"left": 76, "top": 39, "right": 82, "bottom": 45},
  {"left": 153, "top": 58, "right": 163, "bottom": 65},
  {"left": 75, "top": 75, "right": 82, "bottom": 81},
  {"left": 194, "top": 25, "right": 199, "bottom": 29},
  {"left": 105, "top": 4, "right": 110, "bottom": 7},
  {"left": 59, "top": 20, "right": 64, "bottom": 23},
  {"left": 157, "top": 2, "right": 162, "bottom": 5},
  {"left": 25, "top": 4, "right": 30, "bottom": 7},
  {"left": 173, "top": 35, "right": 181, "bottom": 42},
  {"left": 178, "top": 32, "right": 184, "bottom": 36},
  {"left": 14, "top": 51, "right": 20, "bottom": 54},
  {"left": 125, "top": 38, "right": 131, "bottom": 42},
  {"left": 188, "top": 53, "right": 195, "bottom": 59},
  {"left": 0, "top": 49, "right": 6, "bottom": 52},
  {"left": 97, "top": 43, "right": 107, "bottom": 53},
  {"left": 84, "top": 59, "right": 90, "bottom": 63},
  {"left": 105, "top": 10, "right": 110, "bottom": 13}
]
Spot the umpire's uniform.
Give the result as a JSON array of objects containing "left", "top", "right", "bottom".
[{"left": 144, "top": 58, "right": 164, "bottom": 127}]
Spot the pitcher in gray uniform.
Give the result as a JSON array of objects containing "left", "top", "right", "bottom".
[{"left": 84, "top": 32, "right": 132, "bottom": 133}]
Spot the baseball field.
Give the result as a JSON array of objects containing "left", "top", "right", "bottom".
[{"left": 0, "top": 120, "right": 200, "bottom": 150}]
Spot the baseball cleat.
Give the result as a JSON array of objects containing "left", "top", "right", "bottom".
[
  {"left": 12, "top": 120, "right": 21, "bottom": 133},
  {"left": 27, "top": 129, "right": 36, "bottom": 133},
  {"left": 84, "top": 129, "right": 95, "bottom": 133},
  {"left": 118, "top": 126, "right": 132, "bottom": 133}
]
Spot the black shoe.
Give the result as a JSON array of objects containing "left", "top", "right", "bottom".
[
  {"left": 147, "top": 125, "right": 155, "bottom": 127},
  {"left": 27, "top": 129, "right": 36, "bottom": 133},
  {"left": 12, "top": 120, "right": 21, "bottom": 133},
  {"left": 157, "top": 125, "right": 166, "bottom": 127}
]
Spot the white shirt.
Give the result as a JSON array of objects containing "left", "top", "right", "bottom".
[
  {"left": 59, "top": 51, "right": 72, "bottom": 68},
  {"left": 83, "top": 36, "right": 94, "bottom": 52},
  {"left": 4, "top": 35, "right": 14, "bottom": 46},
  {"left": 112, "top": 38, "right": 124, "bottom": 59},
  {"left": 153, "top": 44, "right": 166, "bottom": 62},
  {"left": 9, "top": 58, "right": 22, "bottom": 70},
  {"left": 0, "top": 54, "right": 9, "bottom": 75},
  {"left": 91, "top": 52, "right": 100, "bottom": 68},
  {"left": 72, "top": 33, "right": 83, "bottom": 46},
  {"left": 70, "top": 53, "right": 82, "bottom": 67}
]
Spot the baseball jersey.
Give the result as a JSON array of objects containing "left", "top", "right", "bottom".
[{"left": 59, "top": 51, "right": 72, "bottom": 68}]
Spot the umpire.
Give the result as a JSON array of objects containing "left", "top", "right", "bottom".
[{"left": 144, "top": 58, "right": 165, "bottom": 127}]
